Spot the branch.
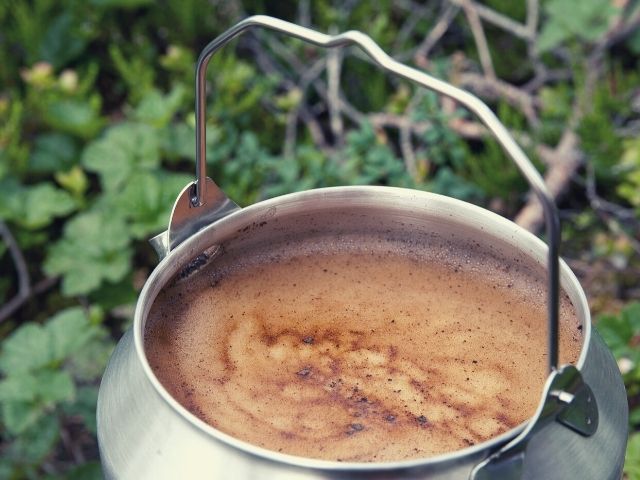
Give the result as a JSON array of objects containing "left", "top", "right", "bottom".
[
  {"left": 414, "top": 3, "right": 460, "bottom": 68},
  {"left": 457, "top": 72, "right": 540, "bottom": 127},
  {"left": 514, "top": 9, "right": 640, "bottom": 232},
  {"left": 284, "top": 59, "right": 327, "bottom": 158},
  {"left": 0, "top": 221, "right": 31, "bottom": 323},
  {"left": 399, "top": 91, "right": 426, "bottom": 178},
  {"left": 393, "top": 2, "right": 435, "bottom": 53},
  {"left": 327, "top": 29, "right": 345, "bottom": 147},
  {"left": 514, "top": 131, "right": 582, "bottom": 231},
  {"left": 459, "top": 0, "right": 496, "bottom": 79},
  {"left": 447, "top": 0, "right": 531, "bottom": 40}
]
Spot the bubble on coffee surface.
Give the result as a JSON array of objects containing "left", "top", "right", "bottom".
[{"left": 144, "top": 233, "right": 582, "bottom": 462}]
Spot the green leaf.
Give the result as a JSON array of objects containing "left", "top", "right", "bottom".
[
  {"left": 90, "top": 0, "right": 153, "bottom": 8},
  {"left": 112, "top": 171, "right": 192, "bottom": 238},
  {"left": 162, "top": 122, "right": 195, "bottom": 161},
  {"left": 44, "top": 99, "right": 104, "bottom": 139},
  {"left": 82, "top": 138, "right": 133, "bottom": 192},
  {"left": 4, "top": 414, "right": 60, "bottom": 464},
  {"left": 88, "top": 275, "right": 137, "bottom": 311},
  {"left": 108, "top": 122, "right": 160, "bottom": 168},
  {"left": 134, "top": 86, "right": 186, "bottom": 128},
  {"left": 618, "top": 138, "right": 640, "bottom": 209},
  {"left": 2, "top": 401, "right": 44, "bottom": 435},
  {"left": 537, "top": 22, "right": 571, "bottom": 53},
  {"left": 0, "top": 324, "right": 51, "bottom": 374},
  {"left": 538, "top": 0, "right": 619, "bottom": 52},
  {"left": 0, "top": 371, "right": 75, "bottom": 410},
  {"left": 597, "top": 303, "right": 640, "bottom": 357},
  {"left": 62, "top": 386, "right": 99, "bottom": 434},
  {"left": 39, "top": 13, "right": 89, "bottom": 69},
  {"left": 0, "top": 177, "right": 24, "bottom": 221},
  {"left": 630, "top": 407, "right": 640, "bottom": 427},
  {"left": 65, "top": 332, "right": 114, "bottom": 381},
  {"left": 32, "top": 370, "right": 75, "bottom": 404},
  {"left": 20, "top": 183, "right": 76, "bottom": 229},
  {"left": 44, "top": 210, "right": 132, "bottom": 295},
  {"left": 427, "top": 167, "right": 483, "bottom": 201},
  {"left": 628, "top": 28, "right": 640, "bottom": 54},
  {"left": 55, "top": 165, "right": 89, "bottom": 198},
  {"left": 626, "top": 432, "right": 640, "bottom": 479},
  {"left": 44, "top": 462, "right": 104, "bottom": 480},
  {"left": 29, "top": 133, "right": 78, "bottom": 173},
  {"left": 0, "top": 374, "right": 39, "bottom": 402},
  {"left": 82, "top": 122, "right": 161, "bottom": 192},
  {"left": 0, "top": 180, "right": 75, "bottom": 228},
  {"left": 46, "top": 307, "right": 99, "bottom": 362}
]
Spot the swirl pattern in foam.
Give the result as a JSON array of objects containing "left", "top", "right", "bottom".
[{"left": 144, "top": 234, "right": 582, "bottom": 462}]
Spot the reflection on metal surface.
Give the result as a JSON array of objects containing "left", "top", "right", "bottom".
[
  {"left": 150, "top": 177, "right": 239, "bottom": 259},
  {"left": 470, "top": 365, "right": 598, "bottom": 480}
]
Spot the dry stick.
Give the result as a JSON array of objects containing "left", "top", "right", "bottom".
[
  {"left": 448, "top": 0, "right": 531, "bottom": 39},
  {"left": 59, "top": 422, "right": 86, "bottom": 465},
  {"left": 297, "top": 0, "right": 311, "bottom": 28},
  {"left": 393, "top": 2, "right": 436, "bottom": 53},
  {"left": 327, "top": 30, "right": 345, "bottom": 148},
  {"left": 257, "top": 32, "right": 366, "bottom": 128},
  {"left": 525, "top": 0, "right": 549, "bottom": 83},
  {"left": 515, "top": 10, "right": 640, "bottom": 232},
  {"left": 414, "top": 3, "right": 460, "bottom": 68},
  {"left": 284, "top": 59, "right": 327, "bottom": 159},
  {"left": 457, "top": 72, "right": 540, "bottom": 127},
  {"left": 586, "top": 164, "right": 639, "bottom": 222},
  {"left": 439, "top": 97, "right": 488, "bottom": 139},
  {"left": 523, "top": 68, "right": 572, "bottom": 93},
  {"left": 585, "top": 172, "right": 640, "bottom": 261},
  {"left": 244, "top": 35, "right": 331, "bottom": 155},
  {"left": 459, "top": 0, "right": 496, "bottom": 80},
  {"left": 0, "top": 221, "right": 31, "bottom": 323},
  {"left": 399, "top": 91, "right": 426, "bottom": 178}
]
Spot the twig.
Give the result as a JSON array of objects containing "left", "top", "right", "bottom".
[
  {"left": 0, "top": 221, "right": 31, "bottom": 323},
  {"left": 514, "top": 131, "right": 582, "bottom": 232},
  {"left": 414, "top": 3, "right": 460, "bottom": 68},
  {"left": 297, "top": 0, "right": 311, "bottom": 27},
  {"left": 585, "top": 163, "right": 638, "bottom": 222},
  {"left": 523, "top": 68, "right": 572, "bottom": 93},
  {"left": 459, "top": 0, "right": 496, "bottom": 79},
  {"left": 400, "top": 91, "right": 426, "bottom": 178},
  {"left": 393, "top": 2, "right": 435, "bottom": 53},
  {"left": 440, "top": 96, "right": 487, "bottom": 138},
  {"left": 59, "top": 423, "right": 86, "bottom": 464},
  {"left": 447, "top": 0, "right": 531, "bottom": 39},
  {"left": 514, "top": 10, "right": 640, "bottom": 232},
  {"left": 525, "top": 0, "right": 548, "bottom": 81},
  {"left": 284, "top": 59, "right": 327, "bottom": 158},
  {"left": 457, "top": 72, "right": 539, "bottom": 126},
  {"left": 327, "top": 28, "right": 345, "bottom": 147}
]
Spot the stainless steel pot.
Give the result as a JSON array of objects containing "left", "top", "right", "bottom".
[{"left": 97, "top": 16, "right": 628, "bottom": 480}]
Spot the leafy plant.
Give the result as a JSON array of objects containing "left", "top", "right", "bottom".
[
  {"left": 618, "top": 138, "right": 640, "bottom": 210},
  {"left": 0, "top": 307, "right": 112, "bottom": 479},
  {"left": 538, "top": 0, "right": 620, "bottom": 52}
]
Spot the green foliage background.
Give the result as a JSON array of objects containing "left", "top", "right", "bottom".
[{"left": 1, "top": 1, "right": 639, "bottom": 478}]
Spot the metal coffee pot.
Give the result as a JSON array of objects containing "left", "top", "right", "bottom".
[{"left": 97, "top": 16, "right": 628, "bottom": 480}]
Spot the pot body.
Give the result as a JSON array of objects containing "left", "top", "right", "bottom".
[{"left": 97, "top": 186, "right": 627, "bottom": 480}]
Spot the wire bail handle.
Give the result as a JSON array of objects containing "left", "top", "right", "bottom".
[{"left": 193, "top": 15, "right": 561, "bottom": 373}]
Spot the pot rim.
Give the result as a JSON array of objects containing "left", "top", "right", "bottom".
[{"left": 132, "top": 185, "right": 591, "bottom": 471}]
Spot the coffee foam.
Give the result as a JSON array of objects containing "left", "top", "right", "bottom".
[{"left": 144, "top": 233, "right": 582, "bottom": 462}]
